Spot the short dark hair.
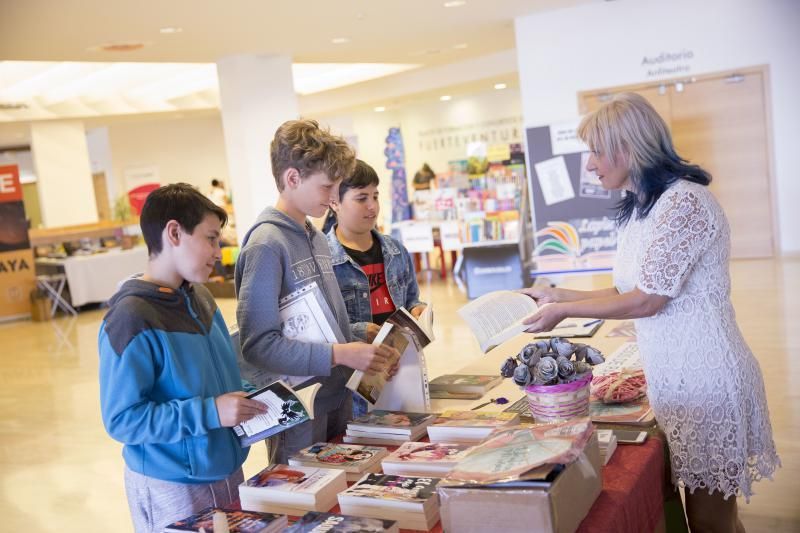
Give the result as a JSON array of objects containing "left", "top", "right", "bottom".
[
  {"left": 338, "top": 159, "right": 380, "bottom": 201},
  {"left": 211, "top": 178, "right": 221, "bottom": 187},
  {"left": 140, "top": 183, "right": 228, "bottom": 256},
  {"left": 270, "top": 119, "right": 356, "bottom": 191}
]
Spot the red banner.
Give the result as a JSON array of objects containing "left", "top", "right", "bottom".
[{"left": 0, "top": 165, "right": 35, "bottom": 320}]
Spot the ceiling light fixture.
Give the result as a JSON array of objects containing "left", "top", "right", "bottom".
[
  {"left": 444, "top": 1, "right": 466, "bottom": 7},
  {"left": 331, "top": 37, "right": 350, "bottom": 45},
  {"left": 159, "top": 27, "right": 183, "bottom": 34},
  {"left": 494, "top": 83, "right": 507, "bottom": 90},
  {"left": 374, "top": 106, "right": 386, "bottom": 112},
  {"left": 440, "top": 95, "right": 451, "bottom": 101}
]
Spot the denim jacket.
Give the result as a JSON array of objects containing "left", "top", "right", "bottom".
[{"left": 326, "top": 226, "right": 424, "bottom": 341}]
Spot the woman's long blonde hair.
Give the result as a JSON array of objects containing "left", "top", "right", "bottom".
[{"left": 577, "top": 92, "right": 711, "bottom": 223}]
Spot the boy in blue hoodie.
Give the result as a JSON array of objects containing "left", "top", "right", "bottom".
[
  {"left": 235, "top": 120, "right": 397, "bottom": 463},
  {"left": 99, "top": 183, "right": 267, "bottom": 533}
]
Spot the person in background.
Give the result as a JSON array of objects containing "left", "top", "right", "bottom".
[
  {"left": 521, "top": 93, "right": 779, "bottom": 532},
  {"left": 98, "top": 183, "right": 267, "bottom": 533},
  {"left": 235, "top": 120, "right": 398, "bottom": 463},
  {"left": 208, "top": 178, "right": 228, "bottom": 207},
  {"left": 325, "top": 159, "right": 426, "bottom": 417}
]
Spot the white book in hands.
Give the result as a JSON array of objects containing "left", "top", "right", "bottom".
[
  {"left": 239, "top": 464, "right": 347, "bottom": 516},
  {"left": 232, "top": 381, "right": 321, "bottom": 447},
  {"left": 457, "top": 290, "right": 539, "bottom": 353}
]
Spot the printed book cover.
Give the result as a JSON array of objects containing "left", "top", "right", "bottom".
[
  {"left": 288, "top": 443, "right": 387, "bottom": 470},
  {"left": 242, "top": 464, "right": 341, "bottom": 494},
  {"left": 232, "top": 381, "right": 320, "bottom": 447},
  {"left": 429, "top": 374, "right": 502, "bottom": 392},
  {"left": 349, "top": 410, "right": 436, "bottom": 430},
  {"left": 383, "top": 442, "right": 474, "bottom": 466},
  {"left": 286, "top": 511, "right": 398, "bottom": 533},
  {"left": 339, "top": 473, "right": 440, "bottom": 504},
  {"left": 163, "top": 507, "right": 287, "bottom": 532},
  {"left": 431, "top": 410, "right": 519, "bottom": 427},
  {"left": 441, "top": 418, "right": 594, "bottom": 486}
]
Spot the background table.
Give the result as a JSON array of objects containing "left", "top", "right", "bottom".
[{"left": 35, "top": 246, "right": 148, "bottom": 306}]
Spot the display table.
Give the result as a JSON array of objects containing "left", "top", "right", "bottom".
[{"left": 35, "top": 246, "right": 148, "bottom": 306}]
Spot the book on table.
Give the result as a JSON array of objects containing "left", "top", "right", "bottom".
[
  {"left": 426, "top": 410, "right": 520, "bottom": 443},
  {"left": 163, "top": 507, "right": 287, "bottom": 533},
  {"left": 232, "top": 381, "right": 321, "bottom": 447},
  {"left": 346, "top": 308, "right": 431, "bottom": 412},
  {"left": 428, "top": 374, "right": 502, "bottom": 399},
  {"left": 238, "top": 464, "right": 347, "bottom": 516},
  {"left": 285, "top": 511, "right": 399, "bottom": 533},
  {"left": 345, "top": 410, "right": 436, "bottom": 442},
  {"left": 381, "top": 441, "right": 475, "bottom": 477},
  {"left": 287, "top": 442, "right": 389, "bottom": 482},
  {"left": 337, "top": 473, "right": 441, "bottom": 531}
]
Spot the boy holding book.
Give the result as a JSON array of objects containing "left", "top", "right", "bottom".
[
  {"left": 324, "top": 160, "right": 427, "bottom": 416},
  {"left": 235, "top": 120, "right": 397, "bottom": 462},
  {"left": 99, "top": 184, "right": 268, "bottom": 533}
]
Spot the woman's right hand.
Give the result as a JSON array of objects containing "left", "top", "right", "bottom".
[{"left": 518, "top": 286, "right": 561, "bottom": 304}]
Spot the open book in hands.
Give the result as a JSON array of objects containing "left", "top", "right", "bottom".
[
  {"left": 457, "top": 290, "right": 539, "bottom": 353},
  {"left": 386, "top": 306, "right": 434, "bottom": 349},
  {"left": 232, "top": 381, "right": 321, "bottom": 447}
]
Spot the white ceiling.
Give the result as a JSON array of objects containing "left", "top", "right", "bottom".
[{"left": 0, "top": 0, "right": 594, "bottom": 141}]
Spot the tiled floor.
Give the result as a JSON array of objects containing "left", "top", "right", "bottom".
[{"left": 0, "top": 258, "right": 797, "bottom": 531}]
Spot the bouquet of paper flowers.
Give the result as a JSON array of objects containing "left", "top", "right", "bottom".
[{"left": 500, "top": 337, "right": 606, "bottom": 388}]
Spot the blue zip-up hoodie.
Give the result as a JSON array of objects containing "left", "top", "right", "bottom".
[{"left": 98, "top": 279, "right": 249, "bottom": 484}]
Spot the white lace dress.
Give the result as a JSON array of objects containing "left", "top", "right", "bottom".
[{"left": 613, "top": 180, "right": 780, "bottom": 500}]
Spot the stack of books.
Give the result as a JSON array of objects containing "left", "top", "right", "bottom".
[
  {"left": 343, "top": 410, "right": 436, "bottom": 446},
  {"left": 288, "top": 442, "right": 389, "bottom": 481},
  {"left": 596, "top": 429, "right": 618, "bottom": 465},
  {"left": 428, "top": 374, "right": 503, "bottom": 400},
  {"left": 381, "top": 441, "right": 475, "bottom": 477},
  {"left": 337, "top": 473, "right": 441, "bottom": 531},
  {"left": 163, "top": 507, "right": 287, "bottom": 533},
  {"left": 238, "top": 464, "right": 347, "bottom": 516},
  {"left": 426, "top": 411, "right": 520, "bottom": 443},
  {"left": 286, "top": 511, "right": 399, "bottom": 533}
]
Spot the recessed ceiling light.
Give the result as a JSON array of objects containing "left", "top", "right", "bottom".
[
  {"left": 331, "top": 37, "right": 350, "bottom": 45},
  {"left": 453, "top": 43, "right": 469, "bottom": 50},
  {"left": 159, "top": 27, "right": 183, "bottom": 34},
  {"left": 374, "top": 106, "right": 386, "bottom": 112},
  {"left": 494, "top": 83, "right": 507, "bottom": 90},
  {"left": 440, "top": 95, "right": 452, "bottom": 101},
  {"left": 444, "top": 1, "right": 466, "bottom": 7}
]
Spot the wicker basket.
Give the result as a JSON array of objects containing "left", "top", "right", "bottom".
[{"left": 525, "top": 372, "right": 592, "bottom": 422}]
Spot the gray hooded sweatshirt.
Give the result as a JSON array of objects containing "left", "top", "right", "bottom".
[{"left": 235, "top": 207, "right": 353, "bottom": 415}]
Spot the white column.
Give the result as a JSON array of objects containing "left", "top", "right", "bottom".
[
  {"left": 216, "top": 55, "right": 298, "bottom": 244},
  {"left": 30, "top": 120, "right": 98, "bottom": 227}
]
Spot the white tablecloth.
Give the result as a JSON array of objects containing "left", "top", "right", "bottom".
[{"left": 51, "top": 247, "right": 149, "bottom": 306}]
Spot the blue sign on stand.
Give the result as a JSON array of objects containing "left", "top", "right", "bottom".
[{"left": 461, "top": 241, "right": 523, "bottom": 299}]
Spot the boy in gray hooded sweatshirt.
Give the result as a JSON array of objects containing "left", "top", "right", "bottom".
[{"left": 235, "top": 119, "right": 397, "bottom": 463}]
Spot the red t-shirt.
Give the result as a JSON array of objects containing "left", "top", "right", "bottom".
[{"left": 341, "top": 239, "right": 396, "bottom": 324}]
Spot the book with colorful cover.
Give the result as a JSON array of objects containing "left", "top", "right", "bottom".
[
  {"left": 427, "top": 410, "right": 520, "bottom": 443},
  {"left": 428, "top": 374, "right": 502, "bottom": 396},
  {"left": 347, "top": 410, "right": 437, "bottom": 437},
  {"left": 163, "top": 507, "right": 287, "bottom": 533},
  {"left": 238, "top": 464, "right": 347, "bottom": 514},
  {"left": 288, "top": 443, "right": 388, "bottom": 481},
  {"left": 381, "top": 442, "right": 475, "bottom": 477},
  {"left": 232, "top": 381, "right": 321, "bottom": 447},
  {"left": 589, "top": 396, "right": 654, "bottom": 425},
  {"left": 440, "top": 418, "right": 595, "bottom": 486},
  {"left": 285, "top": 511, "right": 399, "bottom": 533}
]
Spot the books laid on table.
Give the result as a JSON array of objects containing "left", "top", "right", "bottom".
[
  {"left": 337, "top": 473, "right": 441, "bottom": 531},
  {"left": 427, "top": 410, "right": 520, "bottom": 443},
  {"left": 381, "top": 441, "right": 475, "bottom": 477},
  {"left": 238, "top": 464, "right": 347, "bottom": 516},
  {"left": 287, "top": 442, "right": 389, "bottom": 482},
  {"left": 596, "top": 429, "right": 618, "bottom": 465},
  {"left": 232, "top": 381, "right": 321, "bottom": 447},
  {"left": 285, "top": 511, "right": 399, "bottom": 533},
  {"left": 344, "top": 410, "right": 436, "bottom": 446},
  {"left": 163, "top": 507, "right": 287, "bottom": 533},
  {"left": 428, "top": 374, "right": 502, "bottom": 400},
  {"left": 457, "top": 290, "right": 539, "bottom": 353},
  {"left": 533, "top": 318, "right": 604, "bottom": 339}
]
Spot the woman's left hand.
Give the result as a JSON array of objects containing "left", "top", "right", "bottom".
[{"left": 522, "top": 303, "right": 566, "bottom": 333}]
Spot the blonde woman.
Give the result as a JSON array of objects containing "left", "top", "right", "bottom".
[{"left": 522, "top": 93, "right": 779, "bottom": 532}]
